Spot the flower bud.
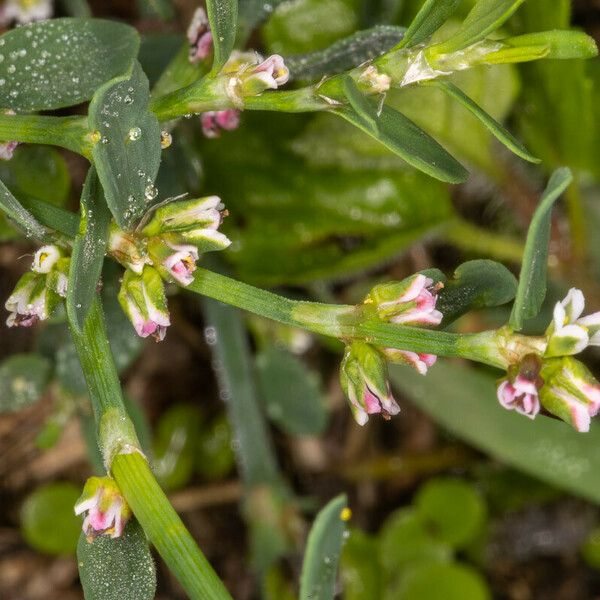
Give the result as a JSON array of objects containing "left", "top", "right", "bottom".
[
  {"left": 365, "top": 274, "right": 443, "bottom": 326},
  {"left": 31, "top": 244, "right": 63, "bottom": 274},
  {"left": 539, "top": 357, "right": 600, "bottom": 432},
  {"left": 74, "top": 476, "right": 132, "bottom": 541},
  {"left": 545, "top": 288, "right": 600, "bottom": 357},
  {"left": 108, "top": 224, "right": 149, "bottom": 274},
  {"left": 383, "top": 348, "right": 437, "bottom": 375},
  {"left": 148, "top": 237, "right": 199, "bottom": 286},
  {"left": 187, "top": 7, "right": 213, "bottom": 64},
  {"left": 201, "top": 110, "right": 241, "bottom": 138},
  {"left": 118, "top": 266, "right": 170, "bottom": 341},
  {"left": 5, "top": 272, "right": 59, "bottom": 328},
  {"left": 46, "top": 257, "right": 70, "bottom": 298},
  {"left": 340, "top": 341, "right": 400, "bottom": 426},
  {"left": 496, "top": 354, "right": 542, "bottom": 419}
]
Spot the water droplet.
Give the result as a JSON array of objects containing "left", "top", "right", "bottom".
[
  {"left": 124, "top": 95, "right": 133, "bottom": 105},
  {"left": 127, "top": 127, "right": 141, "bottom": 141},
  {"left": 144, "top": 184, "right": 158, "bottom": 201}
]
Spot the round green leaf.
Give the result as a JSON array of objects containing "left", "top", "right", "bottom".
[
  {"left": 0, "top": 353, "right": 51, "bottom": 412},
  {"left": 378, "top": 508, "right": 452, "bottom": 575},
  {"left": 256, "top": 346, "right": 328, "bottom": 436},
  {"left": 0, "top": 18, "right": 139, "bottom": 112},
  {"left": 394, "top": 562, "right": 491, "bottom": 600},
  {"left": 195, "top": 413, "right": 236, "bottom": 480},
  {"left": 77, "top": 519, "right": 156, "bottom": 600},
  {"left": 340, "top": 529, "right": 382, "bottom": 600},
  {"left": 414, "top": 478, "right": 487, "bottom": 549},
  {"left": 21, "top": 482, "right": 81, "bottom": 555}
]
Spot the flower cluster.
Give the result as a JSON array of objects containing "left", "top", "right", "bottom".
[
  {"left": 223, "top": 51, "right": 290, "bottom": 107},
  {"left": 187, "top": 7, "right": 213, "bottom": 64},
  {"left": 5, "top": 245, "right": 68, "bottom": 328},
  {"left": 74, "top": 476, "right": 131, "bottom": 541},
  {"left": 497, "top": 288, "right": 600, "bottom": 432},
  {"left": 110, "top": 195, "right": 231, "bottom": 340},
  {"left": 340, "top": 273, "right": 444, "bottom": 425},
  {"left": 200, "top": 109, "right": 241, "bottom": 139}
]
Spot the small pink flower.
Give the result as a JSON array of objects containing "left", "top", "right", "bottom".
[
  {"left": 497, "top": 374, "right": 541, "bottom": 419},
  {"left": 387, "top": 275, "right": 443, "bottom": 326},
  {"left": 253, "top": 54, "right": 290, "bottom": 87},
  {"left": 163, "top": 246, "right": 199, "bottom": 286},
  {"left": 187, "top": 7, "right": 213, "bottom": 63},
  {"left": 201, "top": 110, "right": 241, "bottom": 138},
  {"left": 74, "top": 477, "right": 131, "bottom": 541},
  {"left": 0, "top": 110, "right": 19, "bottom": 160}
]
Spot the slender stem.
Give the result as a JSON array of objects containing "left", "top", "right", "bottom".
[
  {"left": 112, "top": 453, "right": 233, "bottom": 600},
  {"left": 187, "top": 268, "right": 516, "bottom": 368},
  {"left": 69, "top": 298, "right": 233, "bottom": 600},
  {"left": 0, "top": 113, "right": 91, "bottom": 157}
]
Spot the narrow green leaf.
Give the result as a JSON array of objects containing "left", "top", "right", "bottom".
[
  {"left": 89, "top": 62, "right": 161, "bottom": 229},
  {"left": 300, "top": 494, "right": 349, "bottom": 600},
  {"left": 337, "top": 104, "right": 468, "bottom": 183},
  {"left": 0, "top": 178, "right": 48, "bottom": 241},
  {"left": 206, "top": 0, "right": 238, "bottom": 71},
  {"left": 342, "top": 76, "right": 379, "bottom": 133},
  {"left": 437, "top": 259, "right": 518, "bottom": 325},
  {"left": 0, "top": 18, "right": 139, "bottom": 112},
  {"left": 436, "top": 81, "right": 539, "bottom": 163},
  {"left": 391, "top": 360, "right": 600, "bottom": 504},
  {"left": 77, "top": 520, "right": 156, "bottom": 600},
  {"left": 256, "top": 346, "right": 328, "bottom": 436},
  {"left": 0, "top": 353, "right": 51, "bottom": 412},
  {"left": 67, "top": 168, "right": 111, "bottom": 332},
  {"left": 509, "top": 168, "right": 572, "bottom": 330},
  {"left": 396, "top": 0, "right": 460, "bottom": 49},
  {"left": 503, "top": 30, "right": 599, "bottom": 60},
  {"left": 19, "top": 197, "right": 79, "bottom": 237},
  {"left": 435, "top": 0, "right": 527, "bottom": 54},
  {"left": 286, "top": 26, "right": 405, "bottom": 81}
]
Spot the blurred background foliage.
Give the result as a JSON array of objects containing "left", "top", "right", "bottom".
[{"left": 3, "top": 0, "right": 600, "bottom": 598}]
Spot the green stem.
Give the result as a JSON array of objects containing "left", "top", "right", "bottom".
[
  {"left": 0, "top": 113, "right": 91, "bottom": 157},
  {"left": 564, "top": 174, "right": 588, "bottom": 260},
  {"left": 112, "top": 453, "right": 233, "bottom": 600},
  {"left": 187, "top": 268, "right": 523, "bottom": 368},
  {"left": 69, "top": 298, "right": 233, "bottom": 600},
  {"left": 442, "top": 218, "right": 524, "bottom": 264}
]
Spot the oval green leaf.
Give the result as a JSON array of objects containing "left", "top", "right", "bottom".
[
  {"left": 0, "top": 353, "right": 51, "bottom": 412},
  {"left": 89, "top": 62, "right": 161, "bottom": 229},
  {"left": 0, "top": 18, "right": 139, "bottom": 112}
]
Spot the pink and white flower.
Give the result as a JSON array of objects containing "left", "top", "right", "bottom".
[
  {"left": 546, "top": 288, "right": 600, "bottom": 357},
  {"left": 0, "top": 110, "right": 19, "bottom": 160},
  {"left": 5, "top": 272, "right": 52, "bottom": 328},
  {"left": 201, "top": 110, "right": 241, "bottom": 138},
  {"left": 187, "top": 7, "right": 213, "bottom": 64},
  {"left": 74, "top": 477, "right": 131, "bottom": 541},
  {"left": 162, "top": 245, "right": 199, "bottom": 286},
  {"left": 384, "top": 348, "right": 437, "bottom": 375},
  {"left": 497, "top": 374, "right": 541, "bottom": 419}
]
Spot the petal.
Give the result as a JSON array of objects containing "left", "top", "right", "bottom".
[
  {"left": 553, "top": 300, "right": 567, "bottom": 331},
  {"left": 562, "top": 288, "right": 585, "bottom": 321}
]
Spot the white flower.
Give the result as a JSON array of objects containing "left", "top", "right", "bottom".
[{"left": 0, "top": 0, "right": 52, "bottom": 25}]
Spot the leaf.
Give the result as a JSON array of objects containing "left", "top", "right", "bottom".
[
  {"left": 206, "top": 0, "right": 238, "bottom": 72},
  {"left": 19, "top": 196, "right": 79, "bottom": 237},
  {"left": 340, "top": 530, "right": 383, "bottom": 600},
  {"left": 0, "top": 18, "right": 139, "bottom": 112},
  {"left": 0, "top": 353, "right": 51, "bottom": 412},
  {"left": 89, "top": 62, "right": 161, "bottom": 229},
  {"left": 0, "top": 145, "right": 70, "bottom": 207},
  {"left": 434, "top": 0, "right": 527, "bottom": 54},
  {"left": 77, "top": 519, "right": 156, "bottom": 600},
  {"left": 21, "top": 482, "right": 81, "bottom": 556},
  {"left": 342, "top": 76, "right": 379, "bottom": 133},
  {"left": 437, "top": 259, "right": 518, "bottom": 325},
  {"left": 337, "top": 103, "right": 468, "bottom": 184},
  {"left": 300, "top": 494, "right": 348, "bottom": 600},
  {"left": 391, "top": 360, "right": 600, "bottom": 504},
  {"left": 509, "top": 168, "right": 572, "bottom": 330},
  {"left": 67, "top": 168, "right": 111, "bottom": 331},
  {"left": 0, "top": 177, "right": 48, "bottom": 241},
  {"left": 394, "top": 562, "right": 491, "bottom": 600},
  {"left": 285, "top": 26, "right": 405, "bottom": 81},
  {"left": 195, "top": 413, "right": 236, "bottom": 480},
  {"left": 435, "top": 81, "right": 539, "bottom": 163},
  {"left": 414, "top": 478, "right": 486, "bottom": 549},
  {"left": 262, "top": 0, "right": 358, "bottom": 55},
  {"left": 396, "top": 0, "right": 460, "bottom": 49},
  {"left": 237, "top": 0, "right": 287, "bottom": 43},
  {"left": 504, "top": 30, "right": 598, "bottom": 60},
  {"left": 256, "top": 346, "right": 328, "bottom": 436}
]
